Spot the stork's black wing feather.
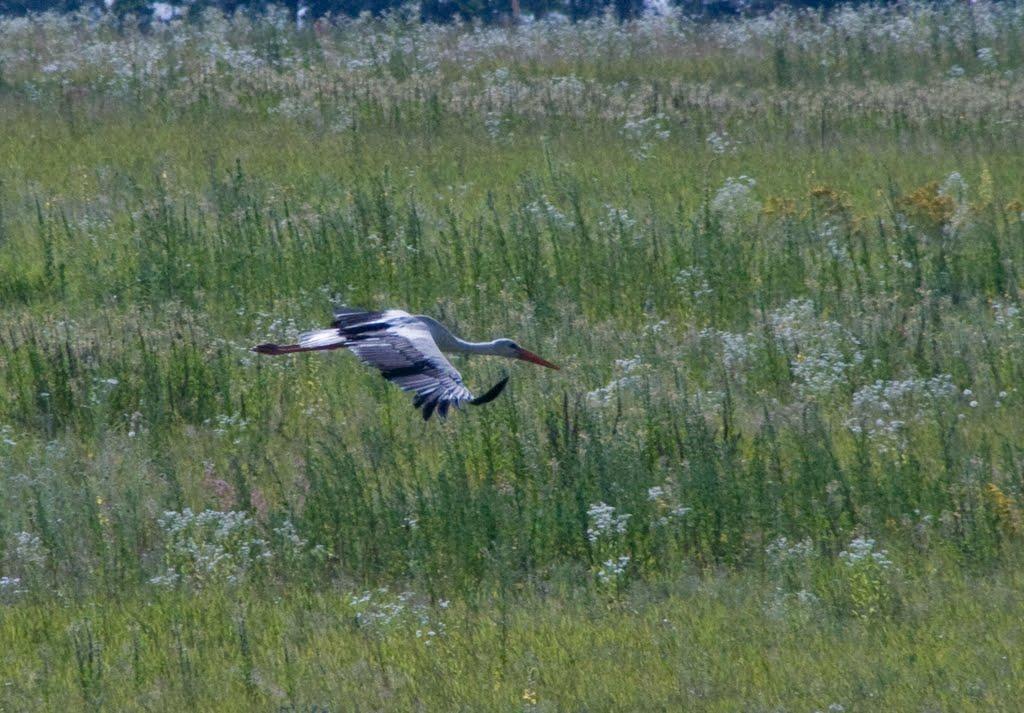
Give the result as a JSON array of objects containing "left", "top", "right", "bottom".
[{"left": 332, "top": 306, "right": 387, "bottom": 330}]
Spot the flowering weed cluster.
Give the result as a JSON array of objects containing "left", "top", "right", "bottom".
[
  {"left": 847, "top": 375, "right": 959, "bottom": 452},
  {"left": 349, "top": 588, "right": 448, "bottom": 645},
  {"left": 834, "top": 536, "right": 898, "bottom": 619},
  {"left": 586, "top": 501, "right": 631, "bottom": 543},
  {"left": 149, "top": 509, "right": 272, "bottom": 587}
]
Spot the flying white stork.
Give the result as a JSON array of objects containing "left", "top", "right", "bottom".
[{"left": 252, "top": 307, "right": 558, "bottom": 420}]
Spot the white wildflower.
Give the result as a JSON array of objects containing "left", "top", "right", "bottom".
[
  {"left": 150, "top": 3, "right": 182, "bottom": 22},
  {"left": 710, "top": 176, "right": 759, "bottom": 226},
  {"left": 838, "top": 536, "right": 892, "bottom": 569},
  {"left": 13, "top": 532, "right": 47, "bottom": 569},
  {"left": 706, "top": 130, "right": 738, "bottom": 155},
  {"left": 149, "top": 509, "right": 271, "bottom": 588},
  {"left": 596, "top": 555, "right": 630, "bottom": 584},
  {"left": 586, "top": 502, "right": 631, "bottom": 542},
  {"left": 675, "top": 266, "right": 714, "bottom": 300},
  {"left": 770, "top": 299, "right": 863, "bottom": 395},
  {"left": 765, "top": 536, "right": 814, "bottom": 564},
  {"left": 587, "top": 357, "right": 645, "bottom": 406},
  {"left": 847, "top": 374, "right": 957, "bottom": 452}
]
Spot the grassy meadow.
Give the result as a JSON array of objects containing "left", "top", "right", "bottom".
[{"left": 3, "top": 2, "right": 1024, "bottom": 709}]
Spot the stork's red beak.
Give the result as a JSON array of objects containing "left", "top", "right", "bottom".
[{"left": 516, "top": 348, "right": 559, "bottom": 370}]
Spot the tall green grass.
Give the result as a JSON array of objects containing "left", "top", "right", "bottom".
[{"left": 3, "top": 3, "right": 1024, "bottom": 708}]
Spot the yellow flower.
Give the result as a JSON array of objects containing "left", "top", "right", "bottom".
[
  {"left": 897, "top": 181, "right": 955, "bottom": 228},
  {"left": 762, "top": 196, "right": 797, "bottom": 218},
  {"left": 522, "top": 688, "right": 538, "bottom": 705},
  {"left": 978, "top": 165, "right": 994, "bottom": 208},
  {"left": 985, "top": 483, "right": 1020, "bottom": 536},
  {"left": 808, "top": 185, "right": 851, "bottom": 216}
]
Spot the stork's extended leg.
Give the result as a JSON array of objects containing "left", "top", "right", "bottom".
[{"left": 470, "top": 375, "right": 510, "bottom": 405}]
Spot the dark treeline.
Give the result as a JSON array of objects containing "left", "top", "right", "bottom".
[{"left": 2, "top": 0, "right": 886, "bottom": 24}]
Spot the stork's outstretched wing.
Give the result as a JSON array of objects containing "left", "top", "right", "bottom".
[{"left": 301, "top": 308, "right": 474, "bottom": 420}]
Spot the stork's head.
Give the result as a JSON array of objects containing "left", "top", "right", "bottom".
[{"left": 494, "top": 339, "right": 559, "bottom": 369}]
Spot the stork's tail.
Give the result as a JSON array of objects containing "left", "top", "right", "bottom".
[
  {"left": 253, "top": 328, "right": 348, "bottom": 355},
  {"left": 252, "top": 343, "right": 307, "bottom": 355}
]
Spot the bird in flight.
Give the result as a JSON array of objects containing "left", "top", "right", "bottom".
[{"left": 252, "top": 307, "right": 558, "bottom": 420}]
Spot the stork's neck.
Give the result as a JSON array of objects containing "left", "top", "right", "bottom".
[
  {"left": 416, "top": 315, "right": 501, "bottom": 355},
  {"left": 451, "top": 338, "right": 503, "bottom": 355}
]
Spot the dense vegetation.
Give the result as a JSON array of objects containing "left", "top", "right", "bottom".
[
  {"left": 3, "top": 0, "right": 910, "bottom": 25},
  {"left": 3, "top": 2, "right": 1024, "bottom": 709}
]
